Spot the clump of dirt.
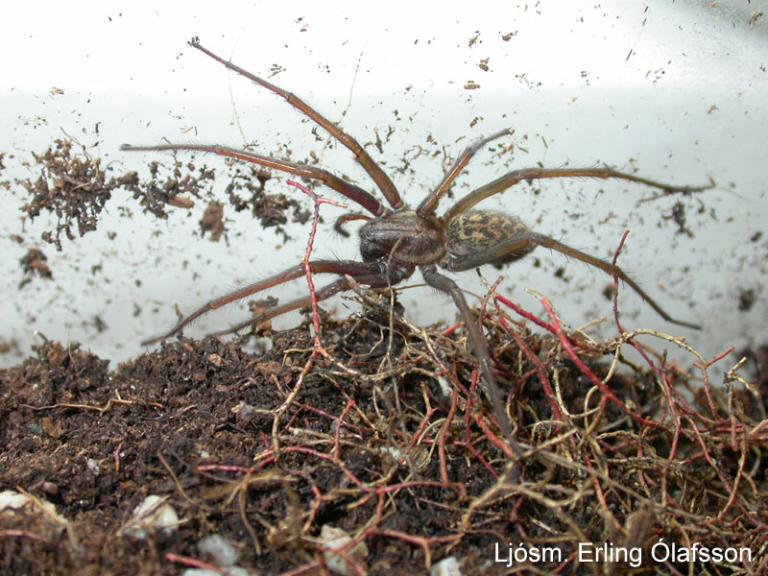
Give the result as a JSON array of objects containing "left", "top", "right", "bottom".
[
  {"left": 1, "top": 292, "right": 765, "bottom": 575},
  {"left": 19, "top": 247, "right": 53, "bottom": 288},
  {"left": 128, "top": 159, "right": 216, "bottom": 219},
  {"left": 225, "top": 166, "right": 311, "bottom": 242},
  {"left": 17, "top": 139, "right": 314, "bottom": 253},
  {"left": 20, "top": 139, "right": 116, "bottom": 250},
  {"left": 199, "top": 201, "right": 226, "bottom": 242},
  {"left": 738, "top": 288, "right": 757, "bottom": 312},
  {"left": 18, "top": 139, "right": 216, "bottom": 250}
]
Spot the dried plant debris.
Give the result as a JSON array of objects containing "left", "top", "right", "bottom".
[
  {"left": 19, "top": 247, "right": 53, "bottom": 288},
  {"left": 225, "top": 165, "right": 311, "bottom": 241},
  {"left": 18, "top": 139, "right": 212, "bottom": 249},
  {"left": 20, "top": 139, "right": 115, "bottom": 250},
  {"left": 127, "top": 159, "right": 215, "bottom": 218},
  {"left": 665, "top": 200, "right": 694, "bottom": 237},
  {"left": 0, "top": 339, "right": 19, "bottom": 355},
  {"left": 199, "top": 201, "right": 226, "bottom": 242},
  {"left": 738, "top": 287, "right": 757, "bottom": 312},
  {"left": 17, "top": 139, "right": 317, "bottom": 250},
  {"left": 0, "top": 292, "right": 765, "bottom": 575},
  {"left": 742, "top": 344, "right": 768, "bottom": 410}
]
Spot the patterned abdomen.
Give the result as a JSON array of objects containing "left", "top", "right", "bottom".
[{"left": 444, "top": 210, "right": 535, "bottom": 270}]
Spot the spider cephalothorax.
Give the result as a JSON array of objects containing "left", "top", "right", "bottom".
[
  {"left": 122, "top": 38, "right": 713, "bottom": 457},
  {"left": 359, "top": 209, "right": 445, "bottom": 265}
]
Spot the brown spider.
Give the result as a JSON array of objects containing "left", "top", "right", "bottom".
[{"left": 122, "top": 38, "right": 712, "bottom": 456}]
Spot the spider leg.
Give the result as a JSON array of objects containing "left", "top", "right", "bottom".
[
  {"left": 210, "top": 278, "right": 352, "bottom": 337},
  {"left": 444, "top": 166, "right": 715, "bottom": 222},
  {"left": 417, "top": 128, "right": 513, "bottom": 216},
  {"left": 212, "top": 265, "right": 415, "bottom": 337},
  {"left": 445, "top": 232, "right": 701, "bottom": 330},
  {"left": 188, "top": 38, "right": 404, "bottom": 210},
  {"left": 333, "top": 212, "right": 372, "bottom": 238},
  {"left": 141, "top": 260, "right": 384, "bottom": 345},
  {"left": 421, "top": 264, "right": 525, "bottom": 466},
  {"left": 121, "top": 143, "right": 386, "bottom": 217},
  {"left": 532, "top": 233, "right": 701, "bottom": 330}
]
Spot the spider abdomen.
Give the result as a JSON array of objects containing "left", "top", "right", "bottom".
[{"left": 442, "top": 210, "right": 535, "bottom": 271}]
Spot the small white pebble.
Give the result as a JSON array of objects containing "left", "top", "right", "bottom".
[
  {"left": 0, "top": 490, "right": 30, "bottom": 510},
  {"left": 0, "top": 490, "right": 68, "bottom": 537},
  {"left": 437, "top": 376, "right": 452, "bottom": 398},
  {"left": 320, "top": 525, "right": 369, "bottom": 576},
  {"left": 241, "top": 335, "right": 273, "bottom": 355},
  {"left": 121, "top": 495, "right": 179, "bottom": 539},
  {"left": 431, "top": 556, "right": 463, "bottom": 576},
  {"left": 181, "top": 568, "right": 251, "bottom": 576},
  {"left": 378, "top": 446, "right": 405, "bottom": 462},
  {"left": 199, "top": 534, "right": 240, "bottom": 567},
  {"left": 86, "top": 458, "right": 101, "bottom": 476}
]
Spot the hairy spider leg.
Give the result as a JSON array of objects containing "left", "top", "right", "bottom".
[
  {"left": 421, "top": 264, "right": 525, "bottom": 473},
  {"left": 188, "top": 38, "right": 404, "bottom": 210},
  {"left": 141, "top": 260, "right": 385, "bottom": 345},
  {"left": 211, "top": 265, "right": 415, "bottom": 337},
  {"left": 443, "top": 166, "right": 715, "bottom": 222},
  {"left": 417, "top": 128, "right": 514, "bottom": 217},
  {"left": 444, "top": 231, "right": 701, "bottom": 330},
  {"left": 120, "top": 143, "right": 385, "bottom": 217}
]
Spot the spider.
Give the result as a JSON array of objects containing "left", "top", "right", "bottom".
[{"left": 122, "top": 37, "right": 712, "bottom": 455}]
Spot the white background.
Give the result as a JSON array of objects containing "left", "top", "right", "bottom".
[{"left": 1, "top": 0, "right": 766, "bottom": 372}]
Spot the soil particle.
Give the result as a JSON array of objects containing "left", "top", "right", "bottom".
[
  {"left": 200, "top": 201, "right": 226, "bottom": 242},
  {"left": 19, "top": 247, "right": 53, "bottom": 288},
  {"left": 20, "top": 139, "right": 115, "bottom": 250},
  {"left": 225, "top": 166, "right": 311, "bottom": 242}
]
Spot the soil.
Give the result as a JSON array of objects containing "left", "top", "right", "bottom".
[
  {"left": 2, "top": 140, "right": 764, "bottom": 574},
  {"left": 1, "top": 295, "right": 766, "bottom": 575}
]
